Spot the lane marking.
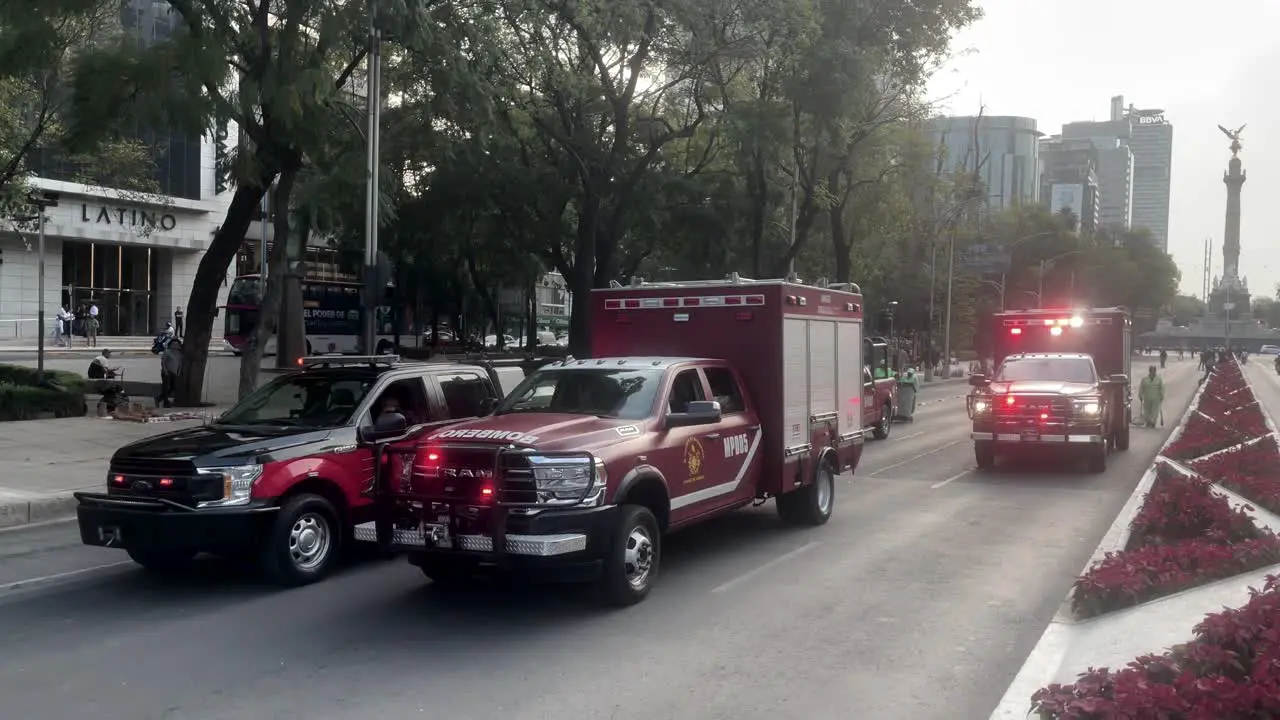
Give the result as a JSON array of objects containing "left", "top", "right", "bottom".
[
  {"left": 931, "top": 470, "right": 971, "bottom": 489},
  {"left": 891, "top": 431, "right": 925, "bottom": 442},
  {"left": 0, "top": 560, "right": 132, "bottom": 593},
  {"left": 711, "top": 541, "right": 821, "bottom": 594},
  {"left": 869, "top": 439, "right": 966, "bottom": 476}
]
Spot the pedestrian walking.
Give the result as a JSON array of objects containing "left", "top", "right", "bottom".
[
  {"left": 156, "top": 338, "right": 183, "bottom": 408},
  {"left": 53, "top": 306, "right": 71, "bottom": 347},
  {"left": 87, "top": 302, "right": 99, "bottom": 347},
  {"left": 1138, "top": 365, "right": 1165, "bottom": 428},
  {"left": 1159, "top": 348, "right": 1167, "bottom": 369},
  {"left": 173, "top": 306, "right": 184, "bottom": 338}
]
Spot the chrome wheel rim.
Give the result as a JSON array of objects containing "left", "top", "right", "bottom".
[
  {"left": 815, "top": 466, "right": 834, "bottom": 515},
  {"left": 289, "top": 512, "right": 331, "bottom": 571},
  {"left": 623, "top": 525, "right": 655, "bottom": 589}
]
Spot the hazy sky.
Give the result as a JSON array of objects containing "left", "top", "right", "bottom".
[{"left": 927, "top": 0, "right": 1280, "bottom": 301}]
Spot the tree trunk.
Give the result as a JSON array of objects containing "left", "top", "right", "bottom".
[
  {"left": 273, "top": 169, "right": 304, "bottom": 367},
  {"left": 174, "top": 181, "right": 270, "bottom": 406},
  {"left": 567, "top": 192, "right": 601, "bottom": 358},
  {"left": 238, "top": 167, "right": 299, "bottom": 397},
  {"left": 831, "top": 205, "right": 852, "bottom": 283}
]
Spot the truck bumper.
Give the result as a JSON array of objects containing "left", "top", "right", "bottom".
[
  {"left": 970, "top": 432, "right": 1105, "bottom": 444},
  {"left": 75, "top": 492, "right": 278, "bottom": 553},
  {"left": 356, "top": 504, "right": 619, "bottom": 579}
]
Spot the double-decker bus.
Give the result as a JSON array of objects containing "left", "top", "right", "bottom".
[{"left": 222, "top": 274, "right": 403, "bottom": 356}]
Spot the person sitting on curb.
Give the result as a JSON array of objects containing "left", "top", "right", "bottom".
[
  {"left": 88, "top": 349, "right": 126, "bottom": 415},
  {"left": 1138, "top": 365, "right": 1164, "bottom": 428}
]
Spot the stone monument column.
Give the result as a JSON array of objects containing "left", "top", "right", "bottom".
[{"left": 1222, "top": 134, "right": 1246, "bottom": 282}]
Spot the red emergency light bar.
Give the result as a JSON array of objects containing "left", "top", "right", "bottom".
[{"left": 1009, "top": 325, "right": 1067, "bottom": 336}]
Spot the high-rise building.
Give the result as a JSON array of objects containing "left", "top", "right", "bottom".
[
  {"left": 1039, "top": 136, "right": 1102, "bottom": 234},
  {"left": 923, "top": 115, "right": 1043, "bottom": 211},
  {"left": 4, "top": 0, "right": 234, "bottom": 336},
  {"left": 1061, "top": 95, "right": 1172, "bottom": 250},
  {"left": 1125, "top": 104, "right": 1174, "bottom": 251}
]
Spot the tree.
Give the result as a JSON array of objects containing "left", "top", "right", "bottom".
[
  {"left": 1170, "top": 294, "right": 1205, "bottom": 326},
  {"left": 0, "top": 0, "right": 158, "bottom": 217}
]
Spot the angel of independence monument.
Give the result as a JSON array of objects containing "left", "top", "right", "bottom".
[{"left": 1141, "top": 124, "right": 1280, "bottom": 351}]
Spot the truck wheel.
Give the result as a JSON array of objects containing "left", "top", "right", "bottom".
[
  {"left": 127, "top": 548, "right": 197, "bottom": 574},
  {"left": 974, "top": 442, "right": 996, "bottom": 471},
  {"left": 872, "top": 404, "right": 892, "bottom": 439},
  {"left": 259, "top": 493, "right": 341, "bottom": 587},
  {"left": 777, "top": 460, "right": 835, "bottom": 526},
  {"left": 599, "top": 505, "right": 660, "bottom": 607},
  {"left": 1114, "top": 420, "right": 1130, "bottom": 451},
  {"left": 1086, "top": 446, "right": 1107, "bottom": 474}
]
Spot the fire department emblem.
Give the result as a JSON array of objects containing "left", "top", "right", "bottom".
[{"left": 684, "top": 437, "right": 704, "bottom": 484}]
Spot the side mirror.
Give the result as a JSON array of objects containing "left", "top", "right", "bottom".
[
  {"left": 666, "top": 400, "right": 722, "bottom": 429},
  {"left": 968, "top": 373, "right": 988, "bottom": 387},
  {"left": 478, "top": 397, "right": 499, "bottom": 416},
  {"left": 1109, "top": 373, "right": 1129, "bottom": 385},
  {"left": 359, "top": 411, "right": 407, "bottom": 443}
]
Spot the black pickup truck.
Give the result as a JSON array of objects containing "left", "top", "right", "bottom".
[{"left": 75, "top": 356, "right": 541, "bottom": 586}]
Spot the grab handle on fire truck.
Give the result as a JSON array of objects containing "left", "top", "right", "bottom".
[
  {"left": 784, "top": 444, "right": 812, "bottom": 457},
  {"left": 810, "top": 411, "right": 838, "bottom": 423}
]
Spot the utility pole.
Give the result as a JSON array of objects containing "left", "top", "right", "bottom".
[
  {"left": 27, "top": 191, "right": 59, "bottom": 384},
  {"left": 942, "top": 227, "right": 955, "bottom": 380},
  {"left": 361, "top": 0, "right": 383, "bottom": 356},
  {"left": 925, "top": 241, "right": 937, "bottom": 382}
]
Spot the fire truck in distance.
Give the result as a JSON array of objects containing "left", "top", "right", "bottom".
[
  {"left": 966, "top": 307, "right": 1132, "bottom": 473},
  {"left": 357, "top": 275, "right": 867, "bottom": 605}
]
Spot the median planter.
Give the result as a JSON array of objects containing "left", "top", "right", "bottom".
[
  {"left": 0, "top": 364, "right": 89, "bottom": 421},
  {"left": 1023, "top": 359, "right": 1280, "bottom": 718}
]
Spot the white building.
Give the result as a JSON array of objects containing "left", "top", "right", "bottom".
[{"left": 0, "top": 0, "right": 234, "bottom": 339}]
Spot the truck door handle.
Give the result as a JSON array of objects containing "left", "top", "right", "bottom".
[{"left": 705, "top": 433, "right": 721, "bottom": 439}]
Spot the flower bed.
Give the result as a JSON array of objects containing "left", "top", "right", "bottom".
[
  {"left": 1032, "top": 576, "right": 1280, "bottom": 719},
  {"left": 1071, "top": 464, "right": 1280, "bottom": 618},
  {"left": 1193, "top": 435, "right": 1280, "bottom": 517}
]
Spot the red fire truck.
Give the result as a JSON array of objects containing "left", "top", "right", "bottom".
[
  {"left": 358, "top": 275, "right": 867, "bottom": 605},
  {"left": 966, "top": 307, "right": 1132, "bottom": 472}
]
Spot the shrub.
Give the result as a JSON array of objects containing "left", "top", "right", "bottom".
[
  {"left": 1033, "top": 576, "right": 1280, "bottom": 719},
  {"left": 1164, "top": 409, "right": 1265, "bottom": 461},
  {"left": 0, "top": 364, "right": 88, "bottom": 422},
  {"left": 1127, "top": 467, "right": 1264, "bottom": 547},
  {"left": 1198, "top": 389, "right": 1257, "bottom": 418},
  {"left": 1071, "top": 465, "right": 1280, "bottom": 618},
  {"left": 1193, "top": 436, "right": 1280, "bottom": 517}
]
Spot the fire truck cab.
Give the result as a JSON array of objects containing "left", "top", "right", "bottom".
[
  {"left": 966, "top": 307, "right": 1132, "bottom": 473},
  {"left": 359, "top": 275, "right": 867, "bottom": 605}
]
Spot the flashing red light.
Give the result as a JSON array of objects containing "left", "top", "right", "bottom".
[
  {"left": 112, "top": 474, "right": 125, "bottom": 485},
  {"left": 1040, "top": 413, "right": 1048, "bottom": 420},
  {"left": 424, "top": 451, "right": 440, "bottom": 464},
  {"left": 296, "top": 357, "right": 304, "bottom": 366},
  {"left": 1005, "top": 396, "right": 1016, "bottom": 405},
  {"left": 480, "top": 487, "right": 494, "bottom": 497},
  {"left": 1049, "top": 326, "right": 1063, "bottom": 336},
  {"left": 159, "top": 478, "right": 174, "bottom": 487},
  {"left": 1010, "top": 327, "right": 1022, "bottom": 335}
]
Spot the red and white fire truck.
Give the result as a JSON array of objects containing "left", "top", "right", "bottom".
[
  {"left": 357, "top": 275, "right": 867, "bottom": 605},
  {"left": 967, "top": 307, "right": 1132, "bottom": 472}
]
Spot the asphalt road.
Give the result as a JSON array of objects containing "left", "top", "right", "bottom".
[{"left": 0, "top": 362, "right": 1199, "bottom": 720}]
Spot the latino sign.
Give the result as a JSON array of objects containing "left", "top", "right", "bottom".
[{"left": 80, "top": 204, "right": 178, "bottom": 231}]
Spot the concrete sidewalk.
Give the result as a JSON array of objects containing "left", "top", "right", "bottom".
[{"left": 0, "top": 415, "right": 210, "bottom": 528}]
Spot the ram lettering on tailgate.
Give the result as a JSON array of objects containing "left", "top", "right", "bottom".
[{"left": 723, "top": 433, "right": 749, "bottom": 458}]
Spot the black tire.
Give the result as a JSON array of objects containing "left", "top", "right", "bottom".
[
  {"left": 1114, "top": 418, "right": 1130, "bottom": 451},
  {"left": 599, "top": 505, "right": 660, "bottom": 607},
  {"left": 1086, "top": 446, "right": 1107, "bottom": 474},
  {"left": 777, "top": 459, "right": 835, "bottom": 526},
  {"left": 872, "top": 404, "right": 892, "bottom": 439},
  {"left": 127, "top": 548, "right": 197, "bottom": 574},
  {"left": 259, "top": 493, "right": 341, "bottom": 587},
  {"left": 974, "top": 442, "right": 996, "bottom": 470}
]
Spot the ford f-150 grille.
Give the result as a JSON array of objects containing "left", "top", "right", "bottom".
[{"left": 106, "top": 458, "right": 221, "bottom": 506}]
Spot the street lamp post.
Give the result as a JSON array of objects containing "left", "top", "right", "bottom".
[
  {"left": 361, "top": 0, "right": 384, "bottom": 356},
  {"left": 25, "top": 191, "right": 60, "bottom": 384},
  {"left": 887, "top": 300, "right": 899, "bottom": 340}
]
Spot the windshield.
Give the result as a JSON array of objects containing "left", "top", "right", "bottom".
[
  {"left": 994, "top": 357, "right": 1096, "bottom": 384},
  {"left": 217, "top": 374, "right": 374, "bottom": 427},
  {"left": 227, "top": 277, "right": 261, "bottom": 306},
  {"left": 494, "top": 368, "right": 662, "bottom": 420}
]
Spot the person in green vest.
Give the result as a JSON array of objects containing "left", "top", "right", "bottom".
[{"left": 1138, "top": 365, "right": 1164, "bottom": 428}]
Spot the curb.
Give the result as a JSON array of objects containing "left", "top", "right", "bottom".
[
  {"left": 0, "top": 493, "right": 79, "bottom": 530},
  {"left": 989, "top": 363, "right": 1207, "bottom": 720}
]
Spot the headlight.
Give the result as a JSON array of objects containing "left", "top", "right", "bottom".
[
  {"left": 1075, "top": 400, "right": 1101, "bottom": 415},
  {"left": 196, "top": 465, "right": 263, "bottom": 508},
  {"left": 972, "top": 400, "right": 990, "bottom": 414},
  {"left": 528, "top": 455, "right": 606, "bottom": 505}
]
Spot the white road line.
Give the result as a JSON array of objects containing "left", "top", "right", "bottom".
[
  {"left": 892, "top": 431, "right": 925, "bottom": 442},
  {"left": 0, "top": 561, "right": 132, "bottom": 593},
  {"left": 711, "top": 541, "right": 821, "bottom": 594},
  {"left": 869, "top": 439, "right": 966, "bottom": 476},
  {"left": 931, "top": 470, "right": 971, "bottom": 489}
]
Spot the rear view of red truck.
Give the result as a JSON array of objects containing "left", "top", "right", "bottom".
[{"left": 361, "top": 274, "right": 867, "bottom": 605}]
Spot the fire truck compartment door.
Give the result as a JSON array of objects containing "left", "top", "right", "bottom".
[
  {"left": 782, "top": 318, "right": 810, "bottom": 451},
  {"left": 836, "top": 321, "right": 862, "bottom": 438}
]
